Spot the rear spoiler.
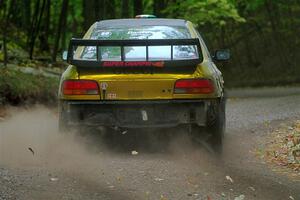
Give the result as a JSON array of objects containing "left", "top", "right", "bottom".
[{"left": 67, "top": 38, "right": 203, "bottom": 69}]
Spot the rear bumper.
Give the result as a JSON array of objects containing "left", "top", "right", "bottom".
[{"left": 60, "top": 99, "right": 212, "bottom": 128}]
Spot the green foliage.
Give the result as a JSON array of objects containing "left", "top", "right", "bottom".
[
  {"left": 0, "top": 68, "right": 59, "bottom": 105},
  {"left": 143, "top": 0, "right": 154, "bottom": 15},
  {"left": 236, "top": 0, "right": 266, "bottom": 11},
  {"left": 68, "top": 0, "right": 84, "bottom": 35},
  {"left": 0, "top": 0, "right": 299, "bottom": 88},
  {"left": 164, "top": 0, "right": 245, "bottom": 27}
]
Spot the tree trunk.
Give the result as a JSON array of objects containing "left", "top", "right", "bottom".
[
  {"left": 8, "top": 0, "right": 20, "bottom": 26},
  {"left": 264, "top": 0, "right": 288, "bottom": 67},
  {"left": 219, "top": 26, "right": 226, "bottom": 49},
  {"left": 83, "top": 0, "right": 95, "bottom": 30},
  {"left": 60, "top": 0, "right": 69, "bottom": 50},
  {"left": 243, "top": 35, "right": 256, "bottom": 68},
  {"left": 94, "top": 0, "right": 100, "bottom": 20},
  {"left": 3, "top": 26, "right": 8, "bottom": 66},
  {"left": 39, "top": 0, "right": 50, "bottom": 51},
  {"left": 70, "top": 3, "right": 79, "bottom": 35},
  {"left": 22, "top": 0, "right": 31, "bottom": 32},
  {"left": 52, "top": 0, "right": 69, "bottom": 62},
  {"left": 106, "top": 0, "right": 116, "bottom": 19},
  {"left": 28, "top": 0, "right": 40, "bottom": 46},
  {"left": 153, "top": 0, "right": 165, "bottom": 17},
  {"left": 2, "top": 0, "right": 9, "bottom": 66},
  {"left": 29, "top": 0, "right": 46, "bottom": 59},
  {"left": 60, "top": 7, "right": 68, "bottom": 51},
  {"left": 227, "top": 26, "right": 242, "bottom": 70},
  {"left": 122, "top": 0, "right": 129, "bottom": 18},
  {"left": 133, "top": 0, "right": 143, "bottom": 16},
  {"left": 99, "top": 0, "right": 105, "bottom": 20},
  {"left": 1, "top": 0, "right": 16, "bottom": 65},
  {"left": 94, "top": 0, "right": 106, "bottom": 20}
]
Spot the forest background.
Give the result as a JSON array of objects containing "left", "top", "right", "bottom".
[{"left": 0, "top": 0, "right": 299, "bottom": 94}]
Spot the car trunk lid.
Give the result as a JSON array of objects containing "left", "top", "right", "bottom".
[{"left": 79, "top": 74, "right": 197, "bottom": 100}]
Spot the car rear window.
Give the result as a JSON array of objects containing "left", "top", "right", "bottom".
[
  {"left": 78, "top": 26, "right": 199, "bottom": 62},
  {"left": 90, "top": 26, "right": 191, "bottom": 40}
]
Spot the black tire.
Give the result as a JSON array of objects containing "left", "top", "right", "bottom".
[
  {"left": 59, "top": 111, "right": 90, "bottom": 135},
  {"left": 58, "top": 106, "right": 70, "bottom": 133},
  {"left": 206, "top": 97, "right": 226, "bottom": 154}
]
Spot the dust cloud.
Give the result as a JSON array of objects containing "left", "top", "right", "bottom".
[
  {"left": 0, "top": 106, "right": 216, "bottom": 173},
  {"left": 0, "top": 106, "right": 227, "bottom": 200},
  {"left": 0, "top": 106, "right": 108, "bottom": 171}
]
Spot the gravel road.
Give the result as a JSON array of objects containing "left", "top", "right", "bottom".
[{"left": 1, "top": 88, "right": 300, "bottom": 200}]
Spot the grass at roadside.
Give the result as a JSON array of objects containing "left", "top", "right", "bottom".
[{"left": 0, "top": 67, "right": 59, "bottom": 106}]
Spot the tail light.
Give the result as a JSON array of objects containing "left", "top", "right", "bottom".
[
  {"left": 62, "top": 80, "right": 99, "bottom": 95},
  {"left": 174, "top": 79, "right": 214, "bottom": 94}
]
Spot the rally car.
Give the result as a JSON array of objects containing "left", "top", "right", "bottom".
[{"left": 58, "top": 16, "right": 230, "bottom": 153}]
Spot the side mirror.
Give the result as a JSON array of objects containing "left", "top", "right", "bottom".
[
  {"left": 62, "top": 51, "right": 68, "bottom": 61},
  {"left": 213, "top": 49, "right": 230, "bottom": 61}
]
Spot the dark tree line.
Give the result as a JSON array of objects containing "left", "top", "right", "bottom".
[
  {"left": 0, "top": 0, "right": 300, "bottom": 86},
  {"left": 0, "top": 0, "right": 158, "bottom": 63}
]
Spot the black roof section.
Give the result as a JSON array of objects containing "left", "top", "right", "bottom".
[{"left": 96, "top": 18, "right": 188, "bottom": 29}]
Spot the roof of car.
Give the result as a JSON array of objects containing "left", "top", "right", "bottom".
[{"left": 96, "top": 18, "right": 188, "bottom": 29}]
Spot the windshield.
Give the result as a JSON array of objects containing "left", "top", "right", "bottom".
[
  {"left": 91, "top": 26, "right": 191, "bottom": 40},
  {"left": 79, "top": 26, "right": 199, "bottom": 61}
]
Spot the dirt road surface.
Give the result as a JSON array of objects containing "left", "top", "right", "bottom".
[{"left": 1, "top": 88, "right": 300, "bottom": 200}]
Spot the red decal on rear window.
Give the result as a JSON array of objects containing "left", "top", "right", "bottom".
[{"left": 102, "top": 61, "right": 164, "bottom": 68}]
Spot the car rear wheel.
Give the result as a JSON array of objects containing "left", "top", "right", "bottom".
[
  {"left": 58, "top": 105, "right": 71, "bottom": 133},
  {"left": 58, "top": 112, "right": 67, "bottom": 133},
  {"left": 206, "top": 97, "right": 226, "bottom": 154}
]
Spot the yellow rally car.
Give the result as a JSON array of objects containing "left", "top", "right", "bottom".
[{"left": 58, "top": 17, "right": 230, "bottom": 153}]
